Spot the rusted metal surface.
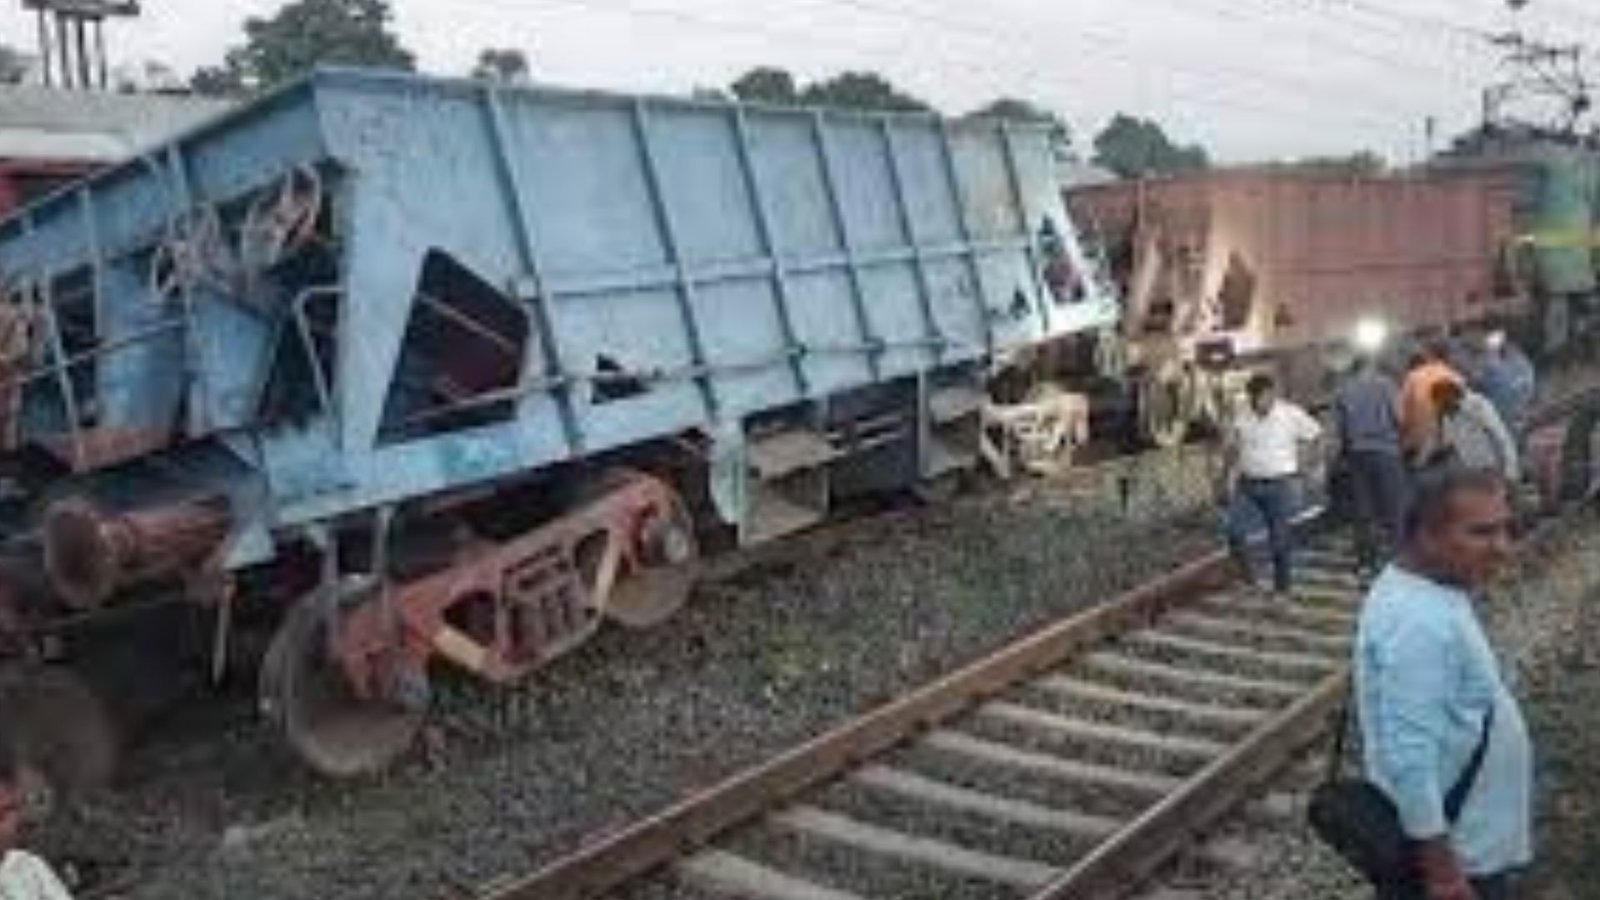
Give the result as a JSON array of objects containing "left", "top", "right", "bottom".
[
  {"left": 0, "top": 160, "right": 95, "bottom": 220},
  {"left": 1032, "top": 670, "right": 1346, "bottom": 900},
  {"left": 41, "top": 494, "right": 231, "bottom": 609},
  {"left": 1070, "top": 169, "right": 1527, "bottom": 362},
  {"left": 34, "top": 425, "right": 174, "bottom": 471},
  {"left": 476, "top": 546, "right": 1236, "bottom": 900},
  {"left": 333, "top": 472, "right": 690, "bottom": 694}
]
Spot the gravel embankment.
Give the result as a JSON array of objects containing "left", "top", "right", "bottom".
[
  {"left": 1174, "top": 508, "right": 1600, "bottom": 900},
  {"left": 38, "top": 446, "right": 1225, "bottom": 900}
]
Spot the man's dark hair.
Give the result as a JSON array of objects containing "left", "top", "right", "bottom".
[
  {"left": 1403, "top": 466, "right": 1508, "bottom": 540},
  {"left": 1246, "top": 373, "right": 1275, "bottom": 399}
]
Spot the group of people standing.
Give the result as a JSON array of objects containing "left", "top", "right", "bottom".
[
  {"left": 1218, "top": 327, "right": 1537, "bottom": 900},
  {"left": 1336, "top": 331, "right": 1533, "bottom": 575}
]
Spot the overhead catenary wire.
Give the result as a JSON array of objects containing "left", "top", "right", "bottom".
[
  {"left": 805, "top": 0, "right": 1471, "bottom": 107},
  {"left": 455, "top": 0, "right": 1458, "bottom": 143},
  {"left": 1135, "top": 0, "right": 1489, "bottom": 77}
]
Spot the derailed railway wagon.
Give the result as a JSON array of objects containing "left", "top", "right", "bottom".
[
  {"left": 0, "top": 69, "right": 1116, "bottom": 784},
  {"left": 1070, "top": 160, "right": 1600, "bottom": 442},
  {"left": 1069, "top": 168, "right": 1536, "bottom": 446}
]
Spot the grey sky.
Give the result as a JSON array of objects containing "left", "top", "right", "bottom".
[{"left": 3, "top": 0, "right": 1598, "bottom": 162}]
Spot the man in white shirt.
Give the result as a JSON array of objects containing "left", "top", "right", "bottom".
[
  {"left": 1221, "top": 373, "right": 1324, "bottom": 596},
  {"left": 0, "top": 742, "right": 73, "bottom": 900}
]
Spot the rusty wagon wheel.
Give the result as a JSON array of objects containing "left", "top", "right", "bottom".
[
  {"left": 0, "top": 665, "right": 120, "bottom": 819},
  {"left": 260, "top": 580, "right": 427, "bottom": 778},
  {"left": 602, "top": 495, "right": 700, "bottom": 630},
  {"left": 569, "top": 470, "right": 700, "bottom": 630}
]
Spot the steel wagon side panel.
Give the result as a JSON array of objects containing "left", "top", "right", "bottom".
[
  {"left": 287, "top": 73, "right": 1108, "bottom": 523},
  {"left": 0, "top": 70, "right": 1113, "bottom": 530},
  {"left": 0, "top": 90, "right": 329, "bottom": 449}
]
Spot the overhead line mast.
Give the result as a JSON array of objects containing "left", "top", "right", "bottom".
[{"left": 21, "top": 0, "right": 140, "bottom": 90}]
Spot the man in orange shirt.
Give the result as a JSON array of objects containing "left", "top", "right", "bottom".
[{"left": 1399, "top": 341, "right": 1464, "bottom": 464}]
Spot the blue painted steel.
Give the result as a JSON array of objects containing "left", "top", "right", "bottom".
[{"left": 0, "top": 68, "right": 1117, "bottom": 568}]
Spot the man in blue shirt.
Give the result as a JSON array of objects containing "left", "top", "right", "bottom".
[
  {"left": 1356, "top": 464, "right": 1529, "bottom": 890},
  {"left": 1355, "top": 467, "right": 1530, "bottom": 900},
  {"left": 1333, "top": 355, "right": 1409, "bottom": 573}
]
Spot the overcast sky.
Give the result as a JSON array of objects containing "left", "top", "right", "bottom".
[{"left": 4, "top": 0, "right": 1600, "bottom": 162}]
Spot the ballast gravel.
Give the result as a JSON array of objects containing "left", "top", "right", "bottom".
[
  {"left": 34, "top": 447, "right": 1226, "bottom": 900},
  {"left": 1166, "top": 508, "right": 1600, "bottom": 900}
]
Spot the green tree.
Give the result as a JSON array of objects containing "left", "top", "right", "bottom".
[
  {"left": 966, "top": 97, "right": 1073, "bottom": 159},
  {"left": 471, "top": 48, "right": 530, "bottom": 83},
  {"left": 190, "top": 65, "right": 245, "bottom": 96},
  {"left": 195, "top": 0, "right": 415, "bottom": 94},
  {"left": 800, "top": 71, "right": 931, "bottom": 112},
  {"left": 730, "top": 67, "right": 799, "bottom": 105},
  {"left": 0, "top": 43, "right": 30, "bottom": 84},
  {"left": 1091, "top": 114, "right": 1208, "bottom": 179},
  {"left": 726, "top": 67, "right": 932, "bottom": 113}
]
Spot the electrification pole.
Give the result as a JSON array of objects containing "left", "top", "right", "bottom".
[{"left": 21, "top": 0, "right": 140, "bottom": 90}]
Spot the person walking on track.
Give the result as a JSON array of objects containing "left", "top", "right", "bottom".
[
  {"left": 1219, "top": 373, "right": 1323, "bottom": 597},
  {"left": 1334, "top": 354, "right": 1409, "bottom": 575},
  {"left": 1354, "top": 468, "right": 1530, "bottom": 900}
]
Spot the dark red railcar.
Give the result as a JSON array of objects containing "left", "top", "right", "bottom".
[{"left": 1067, "top": 167, "right": 1533, "bottom": 442}]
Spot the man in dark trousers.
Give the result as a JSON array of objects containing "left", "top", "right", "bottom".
[
  {"left": 1354, "top": 468, "right": 1531, "bottom": 900},
  {"left": 1334, "top": 354, "right": 1409, "bottom": 574},
  {"left": 1219, "top": 373, "right": 1323, "bottom": 597}
]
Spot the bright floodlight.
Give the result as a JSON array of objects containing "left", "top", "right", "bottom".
[{"left": 1353, "top": 318, "right": 1389, "bottom": 353}]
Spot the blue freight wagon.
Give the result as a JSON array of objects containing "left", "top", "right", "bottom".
[{"left": 0, "top": 69, "right": 1116, "bottom": 780}]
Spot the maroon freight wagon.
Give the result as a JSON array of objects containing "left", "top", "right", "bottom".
[{"left": 1068, "top": 168, "right": 1530, "bottom": 443}]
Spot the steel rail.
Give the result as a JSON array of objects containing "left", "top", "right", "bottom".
[
  {"left": 1033, "top": 669, "right": 1345, "bottom": 899},
  {"left": 465, "top": 382, "right": 1600, "bottom": 900},
  {"left": 475, "top": 519, "right": 1315, "bottom": 900}
]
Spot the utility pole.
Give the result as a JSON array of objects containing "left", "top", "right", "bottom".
[{"left": 21, "top": 0, "right": 141, "bottom": 90}]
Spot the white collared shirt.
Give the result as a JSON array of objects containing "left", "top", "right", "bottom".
[{"left": 1229, "top": 399, "right": 1322, "bottom": 479}]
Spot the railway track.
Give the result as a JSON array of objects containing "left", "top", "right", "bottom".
[{"left": 471, "top": 516, "right": 1358, "bottom": 900}]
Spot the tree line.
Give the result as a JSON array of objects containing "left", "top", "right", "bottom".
[{"left": 4, "top": 0, "right": 1395, "bottom": 180}]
